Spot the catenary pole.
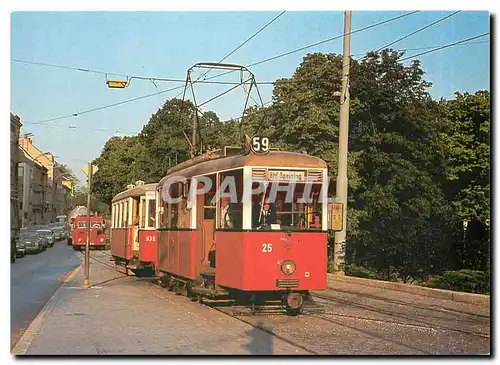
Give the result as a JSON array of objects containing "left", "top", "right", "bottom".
[
  {"left": 84, "top": 163, "right": 93, "bottom": 288},
  {"left": 334, "top": 10, "right": 351, "bottom": 274}
]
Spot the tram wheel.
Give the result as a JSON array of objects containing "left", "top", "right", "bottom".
[{"left": 285, "top": 293, "right": 304, "bottom": 316}]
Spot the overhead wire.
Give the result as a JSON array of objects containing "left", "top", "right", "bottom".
[
  {"left": 342, "top": 10, "right": 462, "bottom": 101},
  {"left": 398, "top": 32, "right": 490, "bottom": 62},
  {"left": 24, "top": 34, "right": 487, "bottom": 129},
  {"left": 25, "top": 10, "right": 470, "bottom": 128},
  {"left": 11, "top": 59, "right": 274, "bottom": 85},
  {"left": 350, "top": 40, "right": 488, "bottom": 57},
  {"left": 372, "top": 11, "right": 461, "bottom": 55},
  {"left": 24, "top": 11, "right": 287, "bottom": 130},
  {"left": 173, "top": 10, "right": 287, "bottom": 103},
  {"left": 206, "top": 11, "right": 421, "bottom": 81}
]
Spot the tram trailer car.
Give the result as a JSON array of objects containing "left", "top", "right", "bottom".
[
  {"left": 156, "top": 150, "right": 331, "bottom": 315},
  {"left": 71, "top": 215, "right": 107, "bottom": 250},
  {"left": 110, "top": 182, "right": 158, "bottom": 276}
]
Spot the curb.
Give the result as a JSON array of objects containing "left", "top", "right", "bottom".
[
  {"left": 11, "top": 265, "right": 82, "bottom": 355},
  {"left": 327, "top": 273, "right": 490, "bottom": 305}
]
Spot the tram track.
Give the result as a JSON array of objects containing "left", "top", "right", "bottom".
[
  {"left": 82, "top": 250, "right": 489, "bottom": 354},
  {"left": 310, "top": 292, "right": 490, "bottom": 339}
]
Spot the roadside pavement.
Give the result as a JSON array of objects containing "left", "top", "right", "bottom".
[{"left": 13, "top": 252, "right": 308, "bottom": 355}]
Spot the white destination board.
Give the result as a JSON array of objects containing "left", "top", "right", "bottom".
[{"left": 268, "top": 170, "right": 306, "bottom": 182}]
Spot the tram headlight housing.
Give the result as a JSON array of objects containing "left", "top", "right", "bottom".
[{"left": 281, "top": 260, "right": 296, "bottom": 275}]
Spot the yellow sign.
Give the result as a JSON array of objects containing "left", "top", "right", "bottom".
[
  {"left": 329, "top": 202, "right": 343, "bottom": 232},
  {"left": 106, "top": 80, "right": 128, "bottom": 88},
  {"left": 82, "top": 164, "right": 98, "bottom": 177}
]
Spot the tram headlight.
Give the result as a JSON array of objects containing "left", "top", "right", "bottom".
[{"left": 281, "top": 260, "right": 296, "bottom": 275}]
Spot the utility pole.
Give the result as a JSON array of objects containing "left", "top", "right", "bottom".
[
  {"left": 334, "top": 10, "right": 351, "bottom": 275},
  {"left": 191, "top": 112, "right": 197, "bottom": 158},
  {"left": 84, "top": 162, "right": 93, "bottom": 288}
]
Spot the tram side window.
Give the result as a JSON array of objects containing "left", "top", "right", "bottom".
[
  {"left": 140, "top": 198, "right": 147, "bottom": 228},
  {"left": 202, "top": 175, "right": 216, "bottom": 220},
  {"left": 148, "top": 199, "right": 156, "bottom": 228},
  {"left": 167, "top": 182, "right": 180, "bottom": 229},
  {"left": 124, "top": 201, "right": 129, "bottom": 228},
  {"left": 218, "top": 169, "right": 243, "bottom": 230},
  {"left": 177, "top": 180, "right": 191, "bottom": 229},
  {"left": 117, "top": 203, "right": 122, "bottom": 228},
  {"left": 116, "top": 203, "right": 120, "bottom": 228}
]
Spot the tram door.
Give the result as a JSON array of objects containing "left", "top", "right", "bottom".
[
  {"left": 196, "top": 175, "right": 216, "bottom": 274},
  {"left": 131, "top": 197, "right": 140, "bottom": 253}
]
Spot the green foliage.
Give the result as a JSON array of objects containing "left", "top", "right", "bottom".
[
  {"left": 344, "top": 264, "right": 378, "bottom": 279},
  {"left": 92, "top": 136, "right": 145, "bottom": 204},
  {"left": 423, "top": 270, "right": 490, "bottom": 294},
  {"left": 439, "top": 91, "right": 490, "bottom": 224},
  {"left": 73, "top": 187, "right": 110, "bottom": 215}
]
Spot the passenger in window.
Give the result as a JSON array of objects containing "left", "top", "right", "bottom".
[{"left": 220, "top": 197, "right": 233, "bottom": 228}]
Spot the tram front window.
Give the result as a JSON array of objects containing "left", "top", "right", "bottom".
[{"left": 251, "top": 183, "right": 323, "bottom": 231}]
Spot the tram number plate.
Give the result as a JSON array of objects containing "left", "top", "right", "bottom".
[
  {"left": 146, "top": 236, "right": 156, "bottom": 242},
  {"left": 262, "top": 243, "right": 273, "bottom": 252}
]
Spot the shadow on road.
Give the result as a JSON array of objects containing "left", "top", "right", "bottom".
[{"left": 244, "top": 321, "right": 274, "bottom": 355}]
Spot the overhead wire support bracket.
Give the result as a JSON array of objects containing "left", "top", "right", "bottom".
[{"left": 179, "top": 62, "right": 265, "bottom": 158}]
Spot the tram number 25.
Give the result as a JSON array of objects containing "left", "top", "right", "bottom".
[
  {"left": 251, "top": 137, "right": 270, "bottom": 154},
  {"left": 262, "top": 243, "right": 273, "bottom": 252},
  {"left": 146, "top": 236, "right": 156, "bottom": 242}
]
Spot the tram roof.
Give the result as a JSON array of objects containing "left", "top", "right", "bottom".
[
  {"left": 158, "top": 151, "right": 327, "bottom": 186},
  {"left": 112, "top": 183, "right": 157, "bottom": 203}
]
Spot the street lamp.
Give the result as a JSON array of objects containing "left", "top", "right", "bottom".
[{"left": 106, "top": 76, "right": 130, "bottom": 89}]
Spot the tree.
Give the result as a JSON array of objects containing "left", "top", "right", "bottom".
[
  {"left": 92, "top": 135, "right": 145, "bottom": 204},
  {"left": 438, "top": 91, "right": 490, "bottom": 271},
  {"left": 74, "top": 186, "right": 110, "bottom": 216},
  {"left": 439, "top": 91, "right": 490, "bottom": 224}
]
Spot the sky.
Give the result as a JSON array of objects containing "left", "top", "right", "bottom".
[{"left": 10, "top": 10, "right": 490, "bottom": 185}]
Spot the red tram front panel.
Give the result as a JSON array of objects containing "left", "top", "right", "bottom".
[
  {"left": 111, "top": 228, "right": 133, "bottom": 260},
  {"left": 215, "top": 231, "right": 327, "bottom": 291},
  {"left": 138, "top": 230, "right": 159, "bottom": 267},
  {"left": 72, "top": 217, "right": 107, "bottom": 248},
  {"left": 157, "top": 230, "right": 197, "bottom": 280}
]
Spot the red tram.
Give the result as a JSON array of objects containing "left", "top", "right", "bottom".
[
  {"left": 71, "top": 214, "right": 107, "bottom": 251},
  {"left": 154, "top": 150, "right": 330, "bottom": 315},
  {"left": 110, "top": 182, "right": 158, "bottom": 275}
]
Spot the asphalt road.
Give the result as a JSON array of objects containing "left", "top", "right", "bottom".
[{"left": 11, "top": 242, "right": 81, "bottom": 349}]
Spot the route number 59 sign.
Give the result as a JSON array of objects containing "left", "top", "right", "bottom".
[{"left": 251, "top": 136, "right": 270, "bottom": 155}]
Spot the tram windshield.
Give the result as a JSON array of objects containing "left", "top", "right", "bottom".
[{"left": 251, "top": 182, "right": 324, "bottom": 231}]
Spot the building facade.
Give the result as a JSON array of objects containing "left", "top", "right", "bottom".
[
  {"left": 18, "top": 149, "right": 48, "bottom": 226},
  {"left": 19, "top": 135, "right": 69, "bottom": 223},
  {"left": 11, "top": 113, "right": 22, "bottom": 242}
]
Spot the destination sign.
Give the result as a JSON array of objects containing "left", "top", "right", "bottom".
[{"left": 268, "top": 170, "right": 306, "bottom": 182}]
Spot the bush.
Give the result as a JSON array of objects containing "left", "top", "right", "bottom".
[
  {"left": 345, "top": 264, "right": 378, "bottom": 279},
  {"left": 423, "top": 269, "right": 490, "bottom": 294}
]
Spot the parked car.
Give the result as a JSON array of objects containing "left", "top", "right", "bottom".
[
  {"left": 20, "top": 232, "right": 42, "bottom": 254},
  {"left": 52, "top": 227, "right": 63, "bottom": 241},
  {"left": 39, "top": 235, "right": 49, "bottom": 250},
  {"left": 37, "top": 228, "right": 55, "bottom": 247},
  {"left": 15, "top": 241, "right": 25, "bottom": 258}
]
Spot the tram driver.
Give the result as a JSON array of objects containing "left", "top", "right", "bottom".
[{"left": 253, "top": 198, "right": 277, "bottom": 229}]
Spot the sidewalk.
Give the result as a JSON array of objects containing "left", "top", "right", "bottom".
[{"left": 13, "top": 252, "right": 308, "bottom": 355}]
